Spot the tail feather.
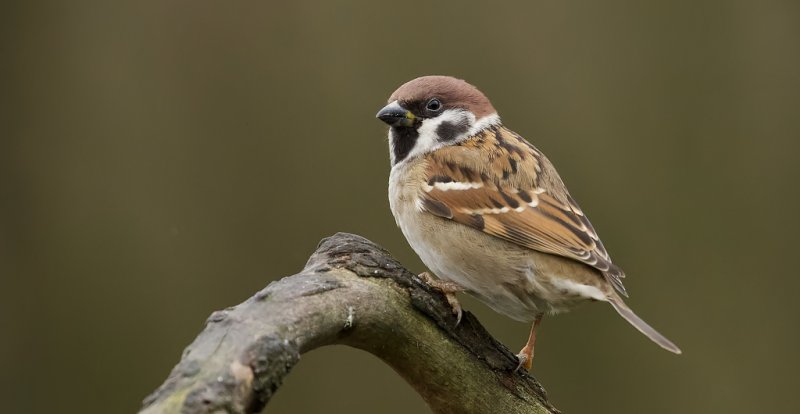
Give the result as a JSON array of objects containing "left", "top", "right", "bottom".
[{"left": 608, "top": 295, "right": 682, "bottom": 354}]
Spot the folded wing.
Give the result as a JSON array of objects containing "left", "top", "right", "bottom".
[{"left": 420, "top": 126, "right": 628, "bottom": 296}]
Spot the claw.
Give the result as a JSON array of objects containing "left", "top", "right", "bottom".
[
  {"left": 445, "top": 293, "right": 462, "bottom": 325},
  {"left": 515, "top": 350, "right": 532, "bottom": 372},
  {"left": 418, "top": 272, "right": 465, "bottom": 325}
]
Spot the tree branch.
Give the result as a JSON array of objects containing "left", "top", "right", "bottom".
[{"left": 140, "top": 233, "right": 559, "bottom": 414}]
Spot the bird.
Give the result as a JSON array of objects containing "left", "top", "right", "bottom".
[{"left": 375, "top": 75, "right": 681, "bottom": 370}]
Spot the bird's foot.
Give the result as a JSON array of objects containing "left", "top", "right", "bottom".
[
  {"left": 515, "top": 349, "right": 533, "bottom": 372},
  {"left": 417, "top": 272, "right": 465, "bottom": 325}
]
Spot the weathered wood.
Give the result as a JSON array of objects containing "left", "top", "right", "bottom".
[{"left": 140, "top": 233, "right": 559, "bottom": 414}]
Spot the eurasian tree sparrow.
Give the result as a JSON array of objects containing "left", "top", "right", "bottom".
[{"left": 376, "top": 76, "right": 681, "bottom": 370}]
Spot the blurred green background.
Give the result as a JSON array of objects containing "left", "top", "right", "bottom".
[{"left": 2, "top": 1, "right": 798, "bottom": 413}]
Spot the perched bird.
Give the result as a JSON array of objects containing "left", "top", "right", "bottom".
[{"left": 376, "top": 75, "right": 681, "bottom": 370}]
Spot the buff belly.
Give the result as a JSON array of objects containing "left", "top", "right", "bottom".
[{"left": 397, "top": 205, "right": 607, "bottom": 322}]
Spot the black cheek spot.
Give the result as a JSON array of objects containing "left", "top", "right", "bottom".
[{"left": 436, "top": 120, "right": 469, "bottom": 142}]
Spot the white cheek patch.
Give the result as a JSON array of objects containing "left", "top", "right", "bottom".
[
  {"left": 469, "top": 113, "right": 500, "bottom": 136},
  {"left": 405, "top": 110, "right": 468, "bottom": 160},
  {"left": 389, "top": 110, "right": 501, "bottom": 168},
  {"left": 407, "top": 109, "right": 497, "bottom": 161}
]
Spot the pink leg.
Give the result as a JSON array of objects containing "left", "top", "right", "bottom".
[{"left": 516, "top": 314, "right": 543, "bottom": 371}]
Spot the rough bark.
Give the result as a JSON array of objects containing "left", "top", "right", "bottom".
[{"left": 140, "top": 233, "right": 559, "bottom": 414}]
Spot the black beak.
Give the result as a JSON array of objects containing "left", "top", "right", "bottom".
[{"left": 376, "top": 102, "right": 415, "bottom": 127}]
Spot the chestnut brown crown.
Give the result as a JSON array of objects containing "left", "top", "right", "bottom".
[{"left": 388, "top": 76, "right": 496, "bottom": 119}]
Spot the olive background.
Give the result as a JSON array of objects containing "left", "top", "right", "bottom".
[{"left": 2, "top": 1, "right": 798, "bottom": 413}]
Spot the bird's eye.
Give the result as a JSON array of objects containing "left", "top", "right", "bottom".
[{"left": 426, "top": 98, "right": 442, "bottom": 112}]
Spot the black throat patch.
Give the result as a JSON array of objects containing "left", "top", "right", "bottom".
[{"left": 390, "top": 126, "right": 419, "bottom": 164}]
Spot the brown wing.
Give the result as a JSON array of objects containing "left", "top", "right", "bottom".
[{"left": 420, "top": 125, "right": 628, "bottom": 296}]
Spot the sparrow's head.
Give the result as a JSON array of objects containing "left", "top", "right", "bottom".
[{"left": 377, "top": 76, "right": 500, "bottom": 165}]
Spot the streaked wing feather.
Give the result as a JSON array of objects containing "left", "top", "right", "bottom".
[{"left": 421, "top": 126, "right": 628, "bottom": 296}]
